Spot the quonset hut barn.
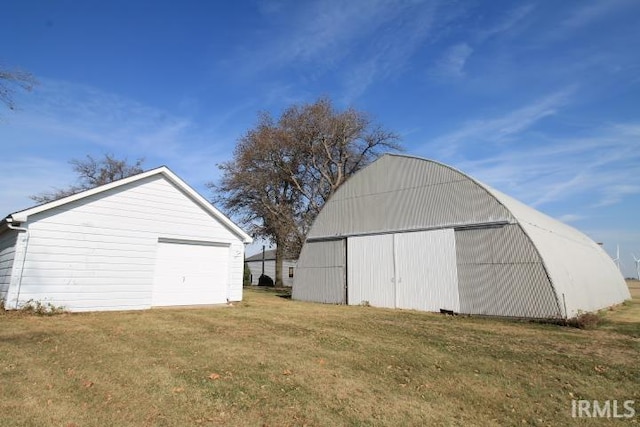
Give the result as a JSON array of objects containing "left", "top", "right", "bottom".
[{"left": 292, "top": 154, "right": 630, "bottom": 319}]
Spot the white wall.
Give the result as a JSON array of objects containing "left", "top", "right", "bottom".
[
  {"left": 0, "top": 230, "right": 17, "bottom": 302},
  {"left": 5, "top": 175, "right": 245, "bottom": 311},
  {"left": 246, "top": 259, "right": 296, "bottom": 287}
]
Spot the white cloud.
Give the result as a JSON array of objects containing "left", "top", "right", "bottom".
[
  {"left": 477, "top": 4, "right": 535, "bottom": 41},
  {"left": 0, "top": 157, "right": 76, "bottom": 214},
  {"left": 445, "top": 122, "right": 640, "bottom": 210},
  {"left": 594, "top": 184, "right": 640, "bottom": 207},
  {"left": 561, "top": 0, "right": 635, "bottom": 31},
  {"left": 426, "top": 87, "right": 575, "bottom": 158},
  {"left": 434, "top": 43, "right": 473, "bottom": 78},
  {"left": 0, "top": 78, "right": 245, "bottom": 214},
  {"left": 229, "top": 0, "right": 441, "bottom": 100},
  {"left": 557, "top": 214, "right": 585, "bottom": 223}
]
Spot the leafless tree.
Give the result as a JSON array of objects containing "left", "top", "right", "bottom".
[
  {"left": 212, "top": 98, "right": 402, "bottom": 285},
  {"left": 31, "top": 154, "right": 145, "bottom": 203},
  {"left": 0, "top": 66, "right": 37, "bottom": 111}
]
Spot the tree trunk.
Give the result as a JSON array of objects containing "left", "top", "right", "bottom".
[{"left": 275, "top": 241, "right": 284, "bottom": 287}]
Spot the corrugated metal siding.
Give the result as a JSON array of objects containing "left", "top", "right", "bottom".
[
  {"left": 9, "top": 175, "right": 244, "bottom": 312},
  {"left": 292, "top": 240, "right": 345, "bottom": 303},
  {"left": 296, "top": 154, "right": 628, "bottom": 317},
  {"left": 309, "top": 155, "right": 514, "bottom": 240},
  {"left": 486, "top": 186, "right": 630, "bottom": 317},
  {"left": 455, "top": 225, "right": 561, "bottom": 318},
  {"left": 347, "top": 234, "right": 395, "bottom": 307},
  {"left": 395, "top": 229, "right": 460, "bottom": 312},
  {"left": 0, "top": 230, "right": 18, "bottom": 302}
]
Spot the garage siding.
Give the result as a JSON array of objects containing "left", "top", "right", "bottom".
[
  {"left": 0, "top": 230, "right": 18, "bottom": 302},
  {"left": 10, "top": 175, "right": 244, "bottom": 311}
]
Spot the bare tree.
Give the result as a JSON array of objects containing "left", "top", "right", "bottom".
[
  {"left": 212, "top": 98, "right": 401, "bottom": 285},
  {"left": 0, "top": 66, "right": 37, "bottom": 111},
  {"left": 31, "top": 154, "right": 145, "bottom": 203}
]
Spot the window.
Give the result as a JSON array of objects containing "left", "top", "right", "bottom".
[{"left": 288, "top": 267, "right": 294, "bottom": 278}]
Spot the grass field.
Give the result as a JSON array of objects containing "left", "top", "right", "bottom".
[{"left": 1, "top": 282, "right": 638, "bottom": 426}]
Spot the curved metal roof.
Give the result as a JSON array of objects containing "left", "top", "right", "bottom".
[{"left": 302, "top": 154, "right": 629, "bottom": 316}]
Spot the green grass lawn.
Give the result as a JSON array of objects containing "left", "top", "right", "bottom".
[{"left": 1, "top": 282, "right": 638, "bottom": 426}]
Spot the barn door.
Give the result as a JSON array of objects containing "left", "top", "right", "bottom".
[
  {"left": 395, "top": 229, "right": 460, "bottom": 312},
  {"left": 347, "top": 230, "right": 460, "bottom": 312},
  {"left": 347, "top": 234, "right": 395, "bottom": 307},
  {"left": 152, "top": 240, "right": 229, "bottom": 306}
]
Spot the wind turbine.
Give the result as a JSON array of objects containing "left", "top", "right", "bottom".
[
  {"left": 612, "top": 244, "right": 620, "bottom": 271},
  {"left": 633, "top": 254, "right": 640, "bottom": 280}
]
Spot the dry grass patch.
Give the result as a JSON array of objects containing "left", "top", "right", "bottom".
[{"left": 0, "top": 285, "right": 638, "bottom": 426}]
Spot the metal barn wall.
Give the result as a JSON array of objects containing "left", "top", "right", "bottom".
[
  {"left": 455, "top": 224, "right": 562, "bottom": 318},
  {"left": 486, "top": 187, "right": 630, "bottom": 317},
  {"left": 309, "top": 155, "right": 515, "bottom": 240},
  {"left": 295, "top": 154, "right": 629, "bottom": 317},
  {"left": 292, "top": 239, "right": 346, "bottom": 304}
]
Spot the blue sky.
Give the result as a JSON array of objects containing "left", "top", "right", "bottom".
[{"left": 1, "top": 0, "right": 639, "bottom": 277}]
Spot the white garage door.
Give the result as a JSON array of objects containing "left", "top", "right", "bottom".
[{"left": 152, "top": 240, "right": 229, "bottom": 307}]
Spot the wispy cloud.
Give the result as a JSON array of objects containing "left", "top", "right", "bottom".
[
  {"left": 539, "top": 0, "right": 639, "bottom": 42},
  {"left": 557, "top": 213, "right": 585, "bottom": 223},
  {"left": 426, "top": 87, "right": 575, "bottom": 157},
  {"left": 0, "top": 78, "right": 243, "bottom": 213},
  {"left": 560, "top": 0, "right": 635, "bottom": 31},
  {"left": 477, "top": 3, "right": 535, "bottom": 42},
  {"left": 434, "top": 43, "right": 473, "bottom": 78},
  {"left": 229, "top": 0, "right": 441, "bottom": 100},
  {"left": 448, "top": 122, "right": 640, "bottom": 211}
]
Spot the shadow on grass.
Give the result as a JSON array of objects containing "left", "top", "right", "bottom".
[{"left": 244, "top": 285, "right": 291, "bottom": 299}]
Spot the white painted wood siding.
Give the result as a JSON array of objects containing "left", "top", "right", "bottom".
[
  {"left": 0, "top": 230, "right": 18, "bottom": 302},
  {"left": 12, "top": 175, "right": 245, "bottom": 311}
]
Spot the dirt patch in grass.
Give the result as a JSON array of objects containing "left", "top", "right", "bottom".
[{"left": 1, "top": 286, "right": 638, "bottom": 426}]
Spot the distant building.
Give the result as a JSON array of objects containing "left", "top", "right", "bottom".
[
  {"left": 245, "top": 249, "right": 297, "bottom": 287},
  {"left": 293, "top": 154, "right": 630, "bottom": 319}
]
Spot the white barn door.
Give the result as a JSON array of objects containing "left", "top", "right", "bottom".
[
  {"left": 347, "top": 230, "right": 460, "bottom": 312},
  {"left": 395, "top": 229, "right": 460, "bottom": 312},
  {"left": 347, "top": 234, "right": 395, "bottom": 307},
  {"left": 152, "top": 240, "right": 229, "bottom": 306}
]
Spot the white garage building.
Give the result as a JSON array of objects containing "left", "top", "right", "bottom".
[
  {"left": 0, "top": 167, "right": 252, "bottom": 312},
  {"left": 293, "top": 154, "right": 630, "bottom": 319}
]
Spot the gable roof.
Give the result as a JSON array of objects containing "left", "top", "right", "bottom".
[
  {"left": 2, "top": 166, "right": 252, "bottom": 243},
  {"left": 245, "top": 249, "right": 277, "bottom": 262},
  {"left": 245, "top": 249, "right": 298, "bottom": 262}
]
